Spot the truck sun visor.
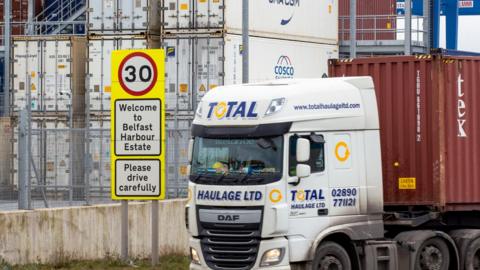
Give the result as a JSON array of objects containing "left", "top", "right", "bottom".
[{"left": 191, "top": 122, "right": 292, "bottom": 138}]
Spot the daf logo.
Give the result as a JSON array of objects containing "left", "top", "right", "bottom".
[{"left": 217, "top": 214, "right": 240, "bottom": 222}]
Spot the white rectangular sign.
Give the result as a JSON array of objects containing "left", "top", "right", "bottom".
[
  {"left": 115, "top": 159, "right": 160, "bottom": 197},
  {"left": 114, "top": 99, "right": 161, "bottom": 156}
]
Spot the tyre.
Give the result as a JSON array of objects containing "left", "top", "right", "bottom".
[
  {"left": 465, "top": 238, "right": 480, "bottom": 270},
  {"left": 311, "top": 241, "right": 351, "bottom": 270},
  {"left": 415, "top": 237, "right": 450, "bottom": 270}
]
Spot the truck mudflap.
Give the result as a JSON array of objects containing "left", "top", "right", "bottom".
[{"left": 394, "top": 230, "right": 460, "bottom": 270}]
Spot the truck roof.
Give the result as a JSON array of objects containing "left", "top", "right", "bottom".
[{"left": 193, "top": 77, "right": 379, "bottom": 132}]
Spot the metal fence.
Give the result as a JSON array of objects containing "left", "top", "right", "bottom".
[
  {"left": 0, "top": 113, "right": 192, "bottom": 211},
  {"left": 339, "top": 15, "right": 428, "bottom": 44}
]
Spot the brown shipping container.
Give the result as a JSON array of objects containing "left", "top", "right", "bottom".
[
  {"left": 329, "top": 54, "right": 480, "bottom": 211},
  {"left": 0, "top": 0, "right": 43, "bottom": 35},
  {"left": 339, "top": 0, "right": 397, "bottom": 41}
]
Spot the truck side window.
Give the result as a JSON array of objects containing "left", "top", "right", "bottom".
[{"left": 289, "top": 135, "right": 325, "bottom": 176}]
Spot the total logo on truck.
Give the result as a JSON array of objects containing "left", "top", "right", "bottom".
[{"left": 274, "top": 55, "right": 295, "bottom": 79}]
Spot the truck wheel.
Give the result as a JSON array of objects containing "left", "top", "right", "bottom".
[
  {"left": 312, "top": 241, "right": 351, "bottom": 270},
  {"left": 415, "top": 237, "right": 450, "bottom": 270},
  {"left": 465, "top": 238, "right": 480, "bottom": 270}
]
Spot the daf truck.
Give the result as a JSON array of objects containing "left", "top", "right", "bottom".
[{"left": 185, "top": 77, "right": 480, "bottom": 270}]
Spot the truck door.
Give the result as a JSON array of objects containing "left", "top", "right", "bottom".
[
  {"left": 287, "top": 134, "right": 329, "bottom": 219},
  {"left": 327, "top": 133, "right": 361, "bottom": 216}
]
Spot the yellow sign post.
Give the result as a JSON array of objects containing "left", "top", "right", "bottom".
[{"left": 111, "top": 49, "right": 166, "bottom": 200}]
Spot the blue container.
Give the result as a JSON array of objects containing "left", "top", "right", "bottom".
[{"left": 433, "top": 48, "right": 480, "bottom": 56}]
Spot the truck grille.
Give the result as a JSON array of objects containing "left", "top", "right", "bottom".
[{"left": 198, "top": 208, "right": 262, "bottom": 270}]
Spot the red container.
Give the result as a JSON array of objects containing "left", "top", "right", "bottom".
[
  {"left": 329, "top": 54, "right": 480, "bottom": 211},
  {"left": 0, "top": 0, "right": 43, "bottom": 35},
  {"left": 339, "top": 0, "right": 397, "bottom": 41}
]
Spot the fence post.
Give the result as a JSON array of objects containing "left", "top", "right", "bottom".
[{"left": 18, "top": 109, "right": 29, "bottom": 209}]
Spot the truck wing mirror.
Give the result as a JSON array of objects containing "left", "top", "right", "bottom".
[
  {"left": 296, "top": 138, "right": 310, "bottom": 162},
  {"left": 188, "top": 139, "right": 194, "bottom": 163},
  {"left": 296, "top": 164, "right": 311, "bottom": 179},
  {"left": 310, "top": 134, "right": 324, "bottom": 144}
]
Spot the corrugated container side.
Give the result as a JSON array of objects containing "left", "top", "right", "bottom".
[
  {"left": 162, "top": 0, "right": 224, "bottom": 31},
  {"left": 12, "top": 39, "right": 42, "bottom": 111},
  {"left": 329, "top": 55, "right": 480, "bottom": 211},
  {"left": 87, "top": 35, "right": 160, "bottom": 112},
  {"left": 339, "top": 0, "right": 396, "bottom": 40},
  {"left": 0, "top": 0, "right": 43, "bottom": 35},
  {"left": 163, "top": 35, "right": 224, "bottom": 111},
  {"left": 88, "top": 0, "right": 161, "bottom": 34},
  {"left": 443, "top": 57, "right": 480, "bottom": 210},
  {"left": 12, "top": 36, "right": 86, "bottom": 114}
]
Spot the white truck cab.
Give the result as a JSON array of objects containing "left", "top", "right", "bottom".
[{"left": 186, "top": 77, "right": 386, "bottom": 269}]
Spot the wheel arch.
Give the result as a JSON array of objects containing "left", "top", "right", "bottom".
[
  {"left": 449, "top": 229, "right": 480, "bottom": 270},
  {"left": 395, "top": 230, "right": 460, "bottom": 270},
  {"left": 310, "top": 232, "right": 361, "bottom": 270}
]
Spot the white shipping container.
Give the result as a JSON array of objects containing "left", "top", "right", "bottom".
[
  {"left": 87, "top": 118, "right": 111, "bottom": 187},
  {"left": 224, "top": 34, "right": 338, "bottom": 84},
  {"left": 13, "top": 119, "right": 70, "bottom": 188},
  {"left": 163, "top": 34, "right": 338, "bottom": 110},
  {"left": 166, "top": 117, "right": 193, "bottom": 188},
  {"left": 88, "top": 0, "right": 161, "bottom": 34},
  {"left": 163, "top": 36, "right": 224, "bottom": 111},
  {"left": 163, "top": 0, "right": 338, "bottom": 44},
  {"left": 162, "top": 0, "right": 224, "bottom": 30},
  {"left": 12, "top": 37, "right": 86, "bottom": 113},
  {"left": 87, "top": 35, "right": 160, "bottom": 112}
]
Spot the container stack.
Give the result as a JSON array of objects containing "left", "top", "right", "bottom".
[
  {"left": 161, "top": 0, "right": 339, "bottom": 112},
  {"left": 0, "top": 0, "right": 43, "bottom": 114},
  {"left": 161, "top": 0, "right": 339, "bottom": 195},
  {"left": 10, "top": 36, "right": 87, "bottom": 194},
  {"left": 85, "top": 0, "right": 163, "bottom": 196}
]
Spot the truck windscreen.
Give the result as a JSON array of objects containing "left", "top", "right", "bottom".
[{"left": 190, "top": 137, "right": 283, "bottom": 185}]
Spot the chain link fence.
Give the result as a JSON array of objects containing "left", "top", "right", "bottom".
[{"left": 0, "top": 113, "right": 192, "bottom": 210}]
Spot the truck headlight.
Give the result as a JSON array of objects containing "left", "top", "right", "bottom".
[
  {"left": 190, "top": 247, "right": 201, "bottom": 265},
  {"left": 260, "top": 248, "right": 285, "bottom": 267},
  {"left": 265, "top": 98, "right": 285, "bottom": 116}
]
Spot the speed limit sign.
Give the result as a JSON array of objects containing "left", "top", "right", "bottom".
[
  {"left": 111, "top": 49, "right": 165, "bottom": 200},
  {"left": 118, "top": 52, "right": 158, "bottom": 96}
]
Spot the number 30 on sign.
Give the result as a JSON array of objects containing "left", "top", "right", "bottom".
[{"left": 111, "top": 49, "right": 166, "bottom": 200}]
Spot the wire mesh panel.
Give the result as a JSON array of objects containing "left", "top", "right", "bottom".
[
  {"left": 166, "top": 117, "right": 193, "bottom": 199},
  {"left": 86, "top": 117, "right": 111, "bottom": 201},
  {"left": 2, "top": 111, "right": 193, "bottom": 210}
]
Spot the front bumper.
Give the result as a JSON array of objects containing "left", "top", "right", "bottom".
[{"left": 189, "top": 237, "right": 291, "bottom": 270}]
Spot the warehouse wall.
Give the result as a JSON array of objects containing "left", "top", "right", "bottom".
[{"left": 0, "top": 199, "right": 189, "bottom": 265}]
